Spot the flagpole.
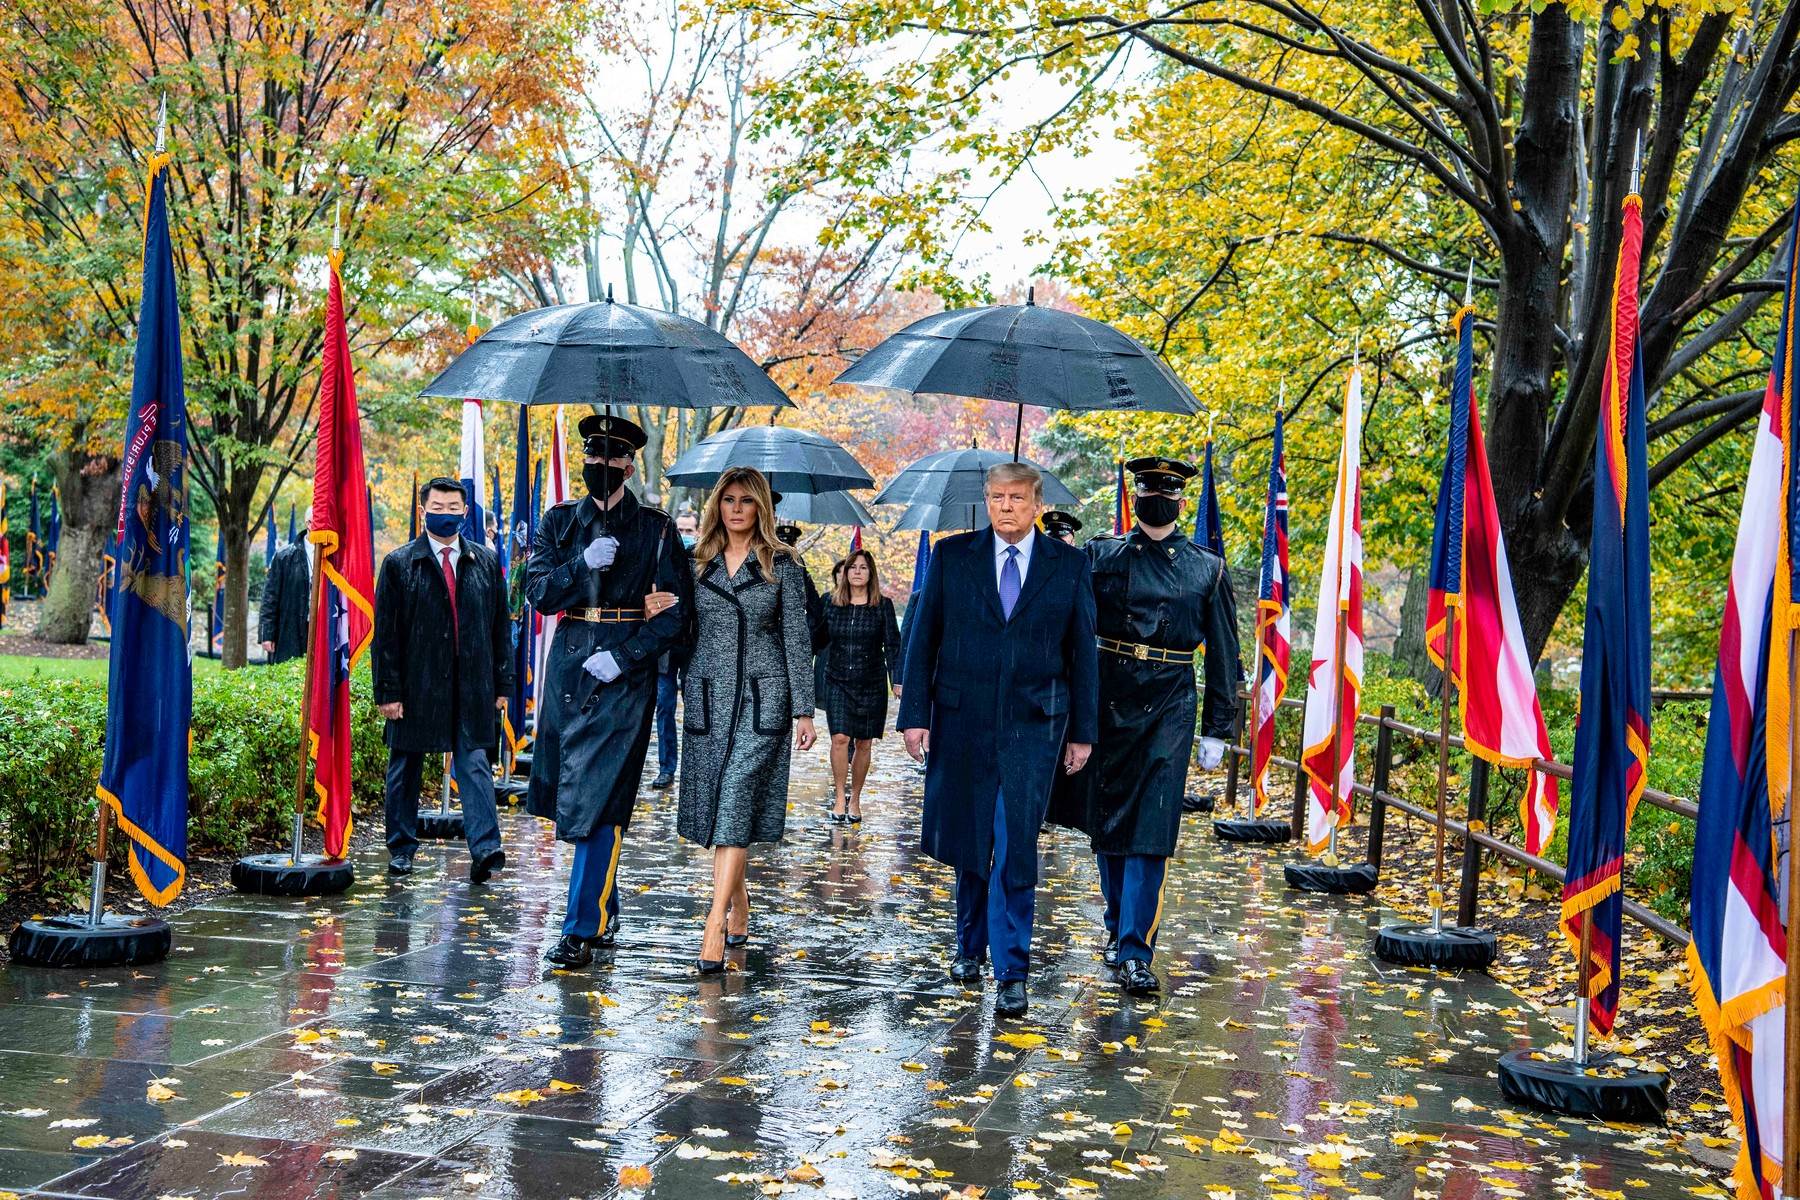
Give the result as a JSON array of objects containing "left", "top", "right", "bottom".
[
  {"left": 289, "top": 540, "right": 327, "bottom": 864},
  {"left": 1785, "top": 627, "right": 1799, "bottom": 1200},
  {"left": 1433, "top": 604, "right": 1455, "bottom": 932},
  {"left": 1574, "top": 908, "right": 1594, "bottom": 1066}
]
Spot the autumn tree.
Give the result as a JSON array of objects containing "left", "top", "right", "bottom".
[
  {"left": 734, "top": 0, "right": 1800, "bottom": 660},
  {"left": 0, "top": 0, "right": 594, "bottom": 662}
]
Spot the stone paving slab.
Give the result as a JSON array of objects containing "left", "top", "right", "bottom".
[{"left": 0, "top": 740, "right": 1721, "bottom": 1199}]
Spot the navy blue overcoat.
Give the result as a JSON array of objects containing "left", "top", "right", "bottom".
[{"left": 896, "top": 528, "right": 1099, "bottom": 890}]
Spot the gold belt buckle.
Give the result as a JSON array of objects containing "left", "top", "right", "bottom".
[{"left": 1133, "top": 643, "right": 1149, "bottom": 661}]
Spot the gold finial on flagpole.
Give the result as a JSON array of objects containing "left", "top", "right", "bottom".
[
  {"left": 1206, "top": 412, "right": 1215, "bottom": 445},
  {"left": 154, "top": 95, "right": 167, "bottom": 154},
  {"left": 1277, "top": 381, "right": 1285, "bottom": 413}
]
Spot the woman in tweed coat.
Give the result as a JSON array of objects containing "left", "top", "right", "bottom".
[{"left": 673, "top": 467, "right": 816, "bottom": 973}]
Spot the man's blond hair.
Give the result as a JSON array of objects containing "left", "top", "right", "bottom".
[{"left": 984, "top": 460, "right": 1043, "bottom": 500}]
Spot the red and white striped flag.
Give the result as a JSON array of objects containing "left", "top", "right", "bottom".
[
  {"left": 1250, "top": 408, "right": 1290, "bottom": 816},
  {"left": 1301, "top": 366, "right": 1363, "bottom": 854}
]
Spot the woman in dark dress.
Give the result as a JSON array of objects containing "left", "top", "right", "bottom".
[
  {"left": 669, "top": 467, "right": 816, "bottom": 973},
  {"left": 821, "top": 549, "right": 902, "bottom": 823}
]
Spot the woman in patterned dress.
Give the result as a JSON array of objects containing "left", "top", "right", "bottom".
[
  {"left": 820, "top": 549, "right": 901, "bottom": 824},
  {"left": 674, "top": 467, "right": 816, "bottom": 973}
]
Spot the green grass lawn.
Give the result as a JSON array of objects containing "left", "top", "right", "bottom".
[{"left": 0, "top": 652, "right": 226, "bottom": 685}]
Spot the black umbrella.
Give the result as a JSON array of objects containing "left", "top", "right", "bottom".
[
  {"left": 420, "top": 295, "right": 792, "bottom": 411},
  {"left": 875, "top": 447, "right": 1076, "bottom": 534},
  {"left": 663, "top": 425, "right": 872, "bottom": 494},
  {"left": 775, "top": 489, "right": 874, "bottom": 527},
  {"left": 835, "top": 288, "right": 1199, "bottom": 456}
]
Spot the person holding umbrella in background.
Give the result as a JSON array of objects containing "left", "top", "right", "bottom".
[
  {"left": 821, "top": 548, "right": 901, "bottom": 824},
  {"left": 1049, "top": 456, "right": 1239, "bottom": 995},
  {"left": 529, "top": 415, "right": 693, "bottom": 969}
]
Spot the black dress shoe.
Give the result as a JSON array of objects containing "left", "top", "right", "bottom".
[
  {"left": 994, "top": 979, "right": 1028, "bottom": 1018},
  {"left": 696, "top": 958, "right": 725, "bottom": 975},
  {"left": 949, "top": 956, "right": 984, "bottom": 984},
  {"left": 651, "top": 771, "right": 675, "bottom": 790},
  {"left": 1118, "top": 959, "right": 1159, "bottom": 996},
  {"left": 470, "top": 850, "right": 506, "bottom": 884},
  {"left": 388, "top": 856, "right": 414, "bottom": 875},
  {"left": 591, "top": 924, "right": 618, "bottom": 949},
  {"left": 545, "top": 935, "right": 593, "bottom": 968},
  {"left": 1102, "top": 935, "right": 1119, "bottom": 969}
]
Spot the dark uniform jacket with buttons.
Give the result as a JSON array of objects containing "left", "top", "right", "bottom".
[
  {"left": 524, "top": 490, "right": 694, "bottom": 840},
  {"left": 1048, "top": 528, "right": 1240, "bottom": 857},
  {"left": 258, "top": 541, "right": 312, "bottom": 664},
  {"left": 372, "top": 535, "right": 514, "bottom": 755}
]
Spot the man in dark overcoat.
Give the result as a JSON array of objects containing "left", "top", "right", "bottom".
[
  {"left": 897, "top": 461, "right": 1098, "bottom": 1019},
  {"left": 373, "top": 478, "right": 514, "bottom": 882},
  {"left": 528, "top": 415, "right": 693, "bottom": 968},
  {"left": 1049, "top": 457, "right": 1240, "bottom": 995},
  {"left": 259, "top": 507, "right": 312, "bottom": 664}
]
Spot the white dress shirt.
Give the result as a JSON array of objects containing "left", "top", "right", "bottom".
[
  {"left": 427, "top": 532, "right": 463, "bottom": 579},
  {"left": 993, "top": 528, "right": 1034, "bottom": 592}
]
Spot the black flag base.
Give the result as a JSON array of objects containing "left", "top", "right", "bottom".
[
  {"left": 1212, "top": 819, "right": 1292, "bottom": 844},
  {"left": 511, "top": 751, "right": 533, "bottom": 778},
  {"left": 1372, "top": 922, "right": 1497, "bottom": 970},
  {"left": 230, "top": 853, "right": 354, "bottom": 897},
  {"left": 417, "top": 810, "right": 465, "bottom": 841},
  {"left": 497, "top": 779, "right": 530, "bottom": 804},
  {"left": 1497, "top": 1048, "right": 1668, "bottom": 1124},
  {"left": 1181, "top": 791, "right": 1215, "bottom": 814},
  {"left": 9, "top": 913, "right": 172, "bottom": 969},
  {"left": 1283, "top": 861, "right": 1379, "bottom": 894}
]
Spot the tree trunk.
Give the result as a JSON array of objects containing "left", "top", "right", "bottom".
[
  {"left": 218, "top": 492, "right": 253, "bottom": 669},
  {"left": 1392, "top": 566, "right": 1435, "bottom": 685},
  {"left": 36, "top": 455, "right": 119, "bottom": 645}
]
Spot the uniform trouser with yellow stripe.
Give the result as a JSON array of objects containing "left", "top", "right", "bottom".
[
  {"left": 1097, "top": 853, "right": 1167, "bottom": 965},
  {"left": 562, "top": 824, "right": 623, "bottom": 940}
]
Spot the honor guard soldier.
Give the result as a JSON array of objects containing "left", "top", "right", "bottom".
[
  {"left": 1041, "top": 511, "right": 1082, "bottom": 545},
  {"left": 528, "top": 414, "right": 694, "bottom": 968},
  {"left": 1049, "top": 455, "right": 1240, "bottom": 995}
]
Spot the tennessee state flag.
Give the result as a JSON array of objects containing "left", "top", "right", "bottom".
[
  {"left": 1427, "top": 304, "right": 1559, "bottom": 854},
  {"left": 1250, "top": 409, "right": 1290, "bottom": 817},
  {"left": 1192, "top": 436, "right": 1225, "bottom": 557},
  {"left": 98, "top": 139, "right": 190, "bottom": 905},
  {"left": 1563, "top": 191, "right": 1653, "bottom": 1037},
  {"left": 1687, "top": 205, "right": 1794, "bottom": 1200},
  {"left": 308, "top": 247, "right": 374, "bottom": 858},
  {"left": 1301, "top": 366, "right": 1364, "bottom": 852}
]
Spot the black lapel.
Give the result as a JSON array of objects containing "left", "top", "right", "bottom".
[{"left": 976, "top": 532, "right": 1006, "bottom": 625}]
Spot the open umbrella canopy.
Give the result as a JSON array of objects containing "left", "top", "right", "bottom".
[
  {"left": 835, "top": 292, "right": 1200, "bottom": 416},
  {"left": 664, "top": 425, "right": 872, "bottom": 494},
  {"left": 874, "top": 446, "right": 1072, "bottom": 510},
  {"left": 420, "top": 297, "right": 792, "bottom": 411},
  {"left": 775, "top": 489, "right": 874, "bottom": 528}
]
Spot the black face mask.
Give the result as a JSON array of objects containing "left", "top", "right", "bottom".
[
  {"left": 1133, "top": 494, "right": 1180, "bottom": 528},
  {"left": 583, "top": 462, "right": 616, "bottom": 499}
]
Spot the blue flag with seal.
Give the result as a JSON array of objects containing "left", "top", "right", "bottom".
[{"left": 98, "top": 140, "right": 190, "bottom": 906}]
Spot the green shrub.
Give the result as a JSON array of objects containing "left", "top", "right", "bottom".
[{"left": 0, "top": 659, "right": 386, "bottom": 907}]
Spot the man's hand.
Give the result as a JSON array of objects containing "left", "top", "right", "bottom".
[
  {"left": 583, "top": 536, "right": 620, "bottom": 570},
  {"left": 1063, "top": 742, "right": 1092, "bottom": 774},
  {"left": 1196, "top": 737, "right": 1227, "bottom": 770},
  {"left": 583, "top": 650, "right": 622, "bottom": 682},
  {"left": 794, "top": 715, "right": 817, "bottom": 751},
  {"left": 903, "top": 727, "right": 929, "bottom": 762},
  {"left": 378, "top": 701, "right": 404, "bottom": 720},
  {"left": 644, "top": 590, "right": 678, "bottom": 618},
  {"left": 891, "top": 684, "right": 902, "bottom": 698},
  {"left": 260, "top": 640, "right": 275, "bottom": 655}
]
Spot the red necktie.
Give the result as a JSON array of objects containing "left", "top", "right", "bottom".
[{"left": 440, "top": 546, "right": 458, "bottom": 635}]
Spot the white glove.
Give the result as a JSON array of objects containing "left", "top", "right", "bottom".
[
  {"left": 1197, "top": 737, "right": 1226, "bottom": 770},
  {"left": 582, "top": 650, "right": 622, "bottom": 682},
  {"left": 583, "top": 536, "right": 620, "bottom": 570}
]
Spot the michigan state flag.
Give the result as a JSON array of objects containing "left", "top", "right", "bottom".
[{"left": 98, "top": 141, "right": 190, "bottom": 906}]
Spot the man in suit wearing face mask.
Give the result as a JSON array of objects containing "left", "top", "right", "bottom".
[
  {"left": 1049, "top": 457, "right": 1240, "bottom": 996},
  {"left": 528, "top": 415, "right": 694, "bottom": 968}
]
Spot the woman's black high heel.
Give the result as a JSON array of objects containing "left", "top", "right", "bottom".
[
  {"left": 696, "top": 958, "right": 724, "bottom": 975},
  {"left": 725, "top": 933, "right": 748, "bottom": 948}
]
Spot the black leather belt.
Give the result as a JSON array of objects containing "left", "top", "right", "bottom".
[{"left": 1097, "top": 637, "right": 1196, "bottom": 664}]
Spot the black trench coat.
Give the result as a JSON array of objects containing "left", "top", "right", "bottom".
[
  {"left": 258, "top": 541, "right": 311, "bottom": 664},
  {"left": 1048, "top": 529, "right": 1240, "bottom": 856},
  {"left": 525, "top": 490, "right": 693, "bottom": 840},
  {"left": 372, "top": 535, "right": 514, "bottom": 754},
  {"left": 896, "top": 529, "right": 1099, "bottom": 891}
]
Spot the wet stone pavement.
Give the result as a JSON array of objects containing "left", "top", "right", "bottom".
[{"left": 0, "top": 740, "right": 1720, "bottom": 1200}]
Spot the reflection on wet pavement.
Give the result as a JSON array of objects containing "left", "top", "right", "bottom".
[{"left": 1, "top": 740, "right": 1719, "bottom": 1198}]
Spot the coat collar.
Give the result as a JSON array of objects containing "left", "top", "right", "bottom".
[{"left": 977, "top": 528, "right": 1052, "bottom": 624}]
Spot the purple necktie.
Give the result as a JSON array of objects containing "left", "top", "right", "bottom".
[{"left": 1000, "top": 545, "right": 1021, "bottom": 619}]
